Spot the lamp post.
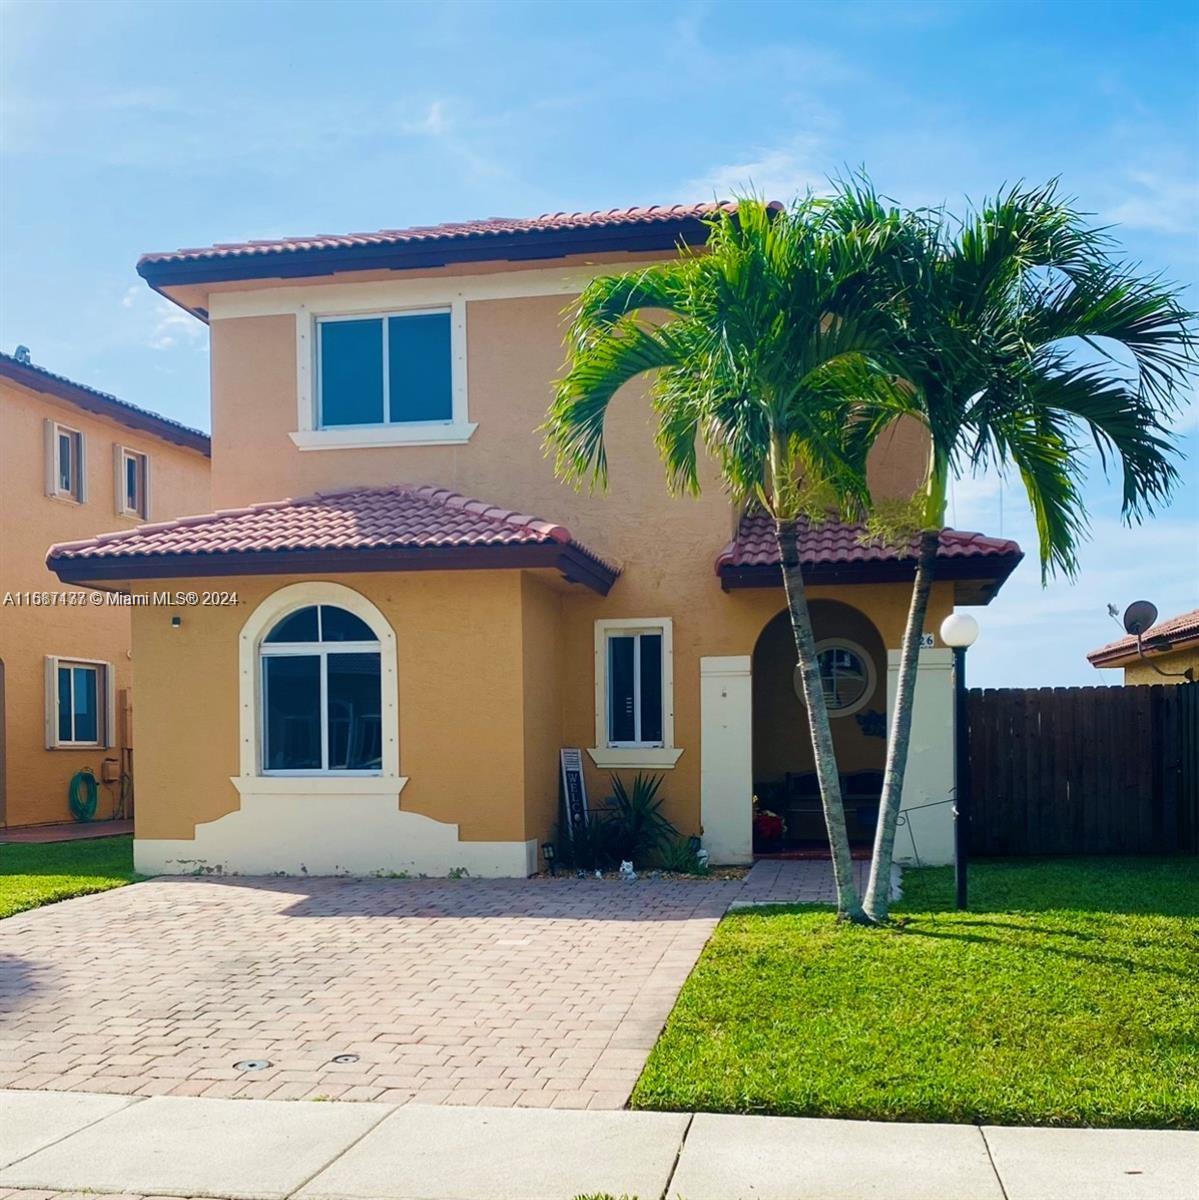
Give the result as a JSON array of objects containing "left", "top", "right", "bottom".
[{"left": 940, "top": 612, "right": 979, "bottom": 910}]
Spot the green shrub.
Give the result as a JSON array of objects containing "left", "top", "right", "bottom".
[
  {"left": 657, "top": 836, "right": 709, "bottom": 875},
  {"left": 602, "top": 772, "right": 677, "bottom": 864},
  {"left": 553, "top": 814, "right": 615, "bottom": 872}
]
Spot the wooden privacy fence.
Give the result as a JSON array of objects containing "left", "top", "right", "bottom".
[{"left": 967, "top": 683, "right": 1199, "bottom": 855}]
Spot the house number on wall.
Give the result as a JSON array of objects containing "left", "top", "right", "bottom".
[{"left": 920, "top": 633, "right": 935, "bottom": 648}]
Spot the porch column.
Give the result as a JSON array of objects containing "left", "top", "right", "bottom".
[
  {"left": 700, "top": 655, "right": 753, "bottom": 865},
  {"left": 886, "top": 648, "right": 955, "bottom": 866}
]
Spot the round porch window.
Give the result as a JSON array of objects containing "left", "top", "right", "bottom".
[{"left": 793, "top": 639, "right": 876, "bottom": 717}]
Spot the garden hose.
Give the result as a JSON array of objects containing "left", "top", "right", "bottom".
[{"left": 68, "top": 768, "right": 99, "bottom": 823}]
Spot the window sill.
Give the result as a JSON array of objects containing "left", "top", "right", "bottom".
[
  {"left": 289, "top": 423, "right": 477, "bottom": 451},
  {"left": 587, "top": 747, "right": 683, "bottom": 770},
  {"left": 232, "top": 775, "right": 408, "bottom": 797}
]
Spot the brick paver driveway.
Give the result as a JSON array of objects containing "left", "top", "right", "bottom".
[
  {"left": 1, "top": 872, "right": 809, "bottom": 1111},
  {"left": 0, "top": 864, "right": 859, "bottom": 1110}
]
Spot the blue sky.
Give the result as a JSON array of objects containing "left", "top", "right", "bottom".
[{"left": 2, "top": 0, "right": 1195, "bottom": 685}]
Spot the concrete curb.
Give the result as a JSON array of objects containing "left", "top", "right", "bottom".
[{"left": 3, "top": 1089, "right": 1196, "bottom": 1200}]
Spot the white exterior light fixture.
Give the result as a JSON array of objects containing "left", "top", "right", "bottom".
[{"left": 940, "top": 612, "right": 980, "bottom": 649}]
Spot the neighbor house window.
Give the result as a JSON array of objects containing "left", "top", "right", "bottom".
[
  {"left": 45, "top": 422, "right": 85, "bottom": 502},
  {"left": 317, "top": 310, "right": 452, "bottom": 429},
  {"left": 260, "top": 604, "right": 383, "bottom": 773},
  {"left": 589, "top": 618, "right": 681, "bottom": 762},
  {"left": 117, "top": 447, "right": 149, "bottom": 518},
  {"left": 45, "top": 657, "right": 112, "bottom": 748},
  {"left": 793, "top": 638, "right": 877, "bottom": 718}
]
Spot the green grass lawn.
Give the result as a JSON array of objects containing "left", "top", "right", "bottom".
[
  {"left": 0, "top": 835, "right": 136, "bottom": 919},
  {"left": 632, "top": 857, "right": 1199, "bottom": 1128}
]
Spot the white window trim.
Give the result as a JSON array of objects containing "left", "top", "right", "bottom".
[
  {"left": 289, "top": 300, "right": 474, "bottom": 450},
  {"left": 115, "top": 445, "right": 151, "bottom": 519},
  {"left": 793, "top": 637, "right": 879, "bottom": 719},
  {"left": 45, "top": 420, "right": 86, "bottom": 503},
  {"left": 236, "top": 583, "right": 404, "bottom": 796},
  {"left": 588, "top": 617, "right": 682, "bottom": 771},
  {"left": 44, "top": 656, "right": 115, "bottom": 749}
]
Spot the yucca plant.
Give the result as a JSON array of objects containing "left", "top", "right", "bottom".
[
  {"left": 657, "top": 836, "right": 710, "bottom": 876},
  {"left": 601, "top": 773, "right": 678, "bottom": 865}
]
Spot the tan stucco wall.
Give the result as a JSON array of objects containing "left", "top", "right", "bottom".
[
  {"left": 124, "top": 562, "right": 954, "bottom": 855},
  {"left": 520, "top": 573, "right": 565, "bottom": 842},
  {"left": 0, "top": 378, "right": 210, "bottom": 826},
  {"left": 206, "top": 296, "right": 930, "bottom": 553},
  {"left": 556, "top": 577, "right": 954, "bottom": 843},
  {"left": 131, "top": 571, "right": 534, "bottom": 844},
  {"left": 1122, "top": 647, "right": 1199, "bottom": 684}
]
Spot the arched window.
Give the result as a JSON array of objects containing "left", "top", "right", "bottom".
[{"left": 260, "top": 604, "right": 382, "bottom": 774}]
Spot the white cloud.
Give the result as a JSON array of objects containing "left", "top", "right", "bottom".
[
  {"left": 686, "top": 138, "right": 833, "bottom": 204},
  {"left": 119, "top": 286, "right": 205, "bottom": 352},
  {"left": 147, "top": 305, "right": 202, "bottom": 351},
  {"left": 401, "top": 99, "right": 452, "bottom": 138},
  {"left": 1106, "top": 167, "right": 1199, "bottom": 238}
]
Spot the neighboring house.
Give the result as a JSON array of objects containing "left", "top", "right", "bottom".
[
  {"left": 45, "top": 204, "right": 1021, "bottom": 876},
  {"left": 1087, "top": 607, "right": 1199, "bottom": 684},
  {"left": 0, "top": 351, "right": 211, "bottom": 828}
]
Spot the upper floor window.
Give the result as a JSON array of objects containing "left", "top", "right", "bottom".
[
  {"left": 317, "top": 310, "right": 452, "bottom": 429},
  {"left": 117, "top": 447, "right": 150, "bottom": 519},
  {"left": 45, "top": 421, "right": 85, "bottom": 502}
]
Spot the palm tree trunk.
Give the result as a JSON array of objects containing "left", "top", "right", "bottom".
[
  {"left": 776, "top": 518, "right": 866, "bottom": 922},
  {"left": 863, "top": 528, "right": 940, "bottom": 921}
]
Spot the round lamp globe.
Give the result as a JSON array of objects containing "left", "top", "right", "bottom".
[{"left": 940, "top": 612, "right": 980, "bottom": 649}]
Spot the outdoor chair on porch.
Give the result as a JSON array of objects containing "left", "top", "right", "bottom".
[{"left": 780, "top": 770, "right": 884, "bottom": 844}]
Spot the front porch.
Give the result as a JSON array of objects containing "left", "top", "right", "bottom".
[{"left": 698, "top": 512, "right": 1023, "bottom": 869}]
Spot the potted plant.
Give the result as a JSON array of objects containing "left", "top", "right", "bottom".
[{"left": 752, "top": 797, "right": 786, "bottom": 853}]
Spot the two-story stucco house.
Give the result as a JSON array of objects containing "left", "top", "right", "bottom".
[
  {"left": 1, "top": 351, "right": 211, "bottom": 828},
  {"left": 46, "top": 204, "right": 1021, "bottom": 876}
]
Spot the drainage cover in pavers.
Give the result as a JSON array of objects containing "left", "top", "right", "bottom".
[
  {"left": 331, "top": 1053, "right": 360, "bottom": 1064},
  {"left": 233, "top": 1059, "right": 272, "bottom": 1071}
]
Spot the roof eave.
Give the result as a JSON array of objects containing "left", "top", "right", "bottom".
[
  {"left": 136, "top": 219, "right": 713, "bottom": 291},
  {"left": 1087, "top": 631, "right": 1199, "bottom": 668},
  {"left": 717, "top": 553, "right": 1024, "bottom": 603},
  {"left": 0, "top": 358, "right": 210, "bottom": 455},
  {"left": 47, "top": 541, "right": 618, "bottom": 596}
]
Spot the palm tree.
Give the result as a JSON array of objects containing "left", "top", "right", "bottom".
[
  {"left": 543, "top": 198, "right": 907, "bottom": 922},
  {"left": 827, "top": 180, "right": 1197, "bottom": 921}
]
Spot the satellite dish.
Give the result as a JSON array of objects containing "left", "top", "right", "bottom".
[{"left": 1122, "top": 600, "right": 1158, "bottom": 637}]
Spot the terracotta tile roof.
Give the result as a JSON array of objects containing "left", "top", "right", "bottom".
[
  {"left": 1087, "top": 607, "right": 1199, "bottom": 666},
  {"left": 0, "top": 351, "right": 210, "bottom": 455},
  {"left": 138, "top": 203, "right": 740, "bottom": 270},
  {"left": 717, "top": 511, "right": 1022, "bottom": 570},
  {"left": 716, "top": 512, "right": 1023, "bottom": 603},
  {"left": 47, "top": 485, "right": 618, "bottom": 595}
]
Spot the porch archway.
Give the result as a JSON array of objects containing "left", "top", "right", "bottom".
[{"left": 751, "top": 600, "right": 887, "bottom": 854}]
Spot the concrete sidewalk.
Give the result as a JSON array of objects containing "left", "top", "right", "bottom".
[{"left": 1, "top": 1089, "right": 1195, "bottom": 1200}]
